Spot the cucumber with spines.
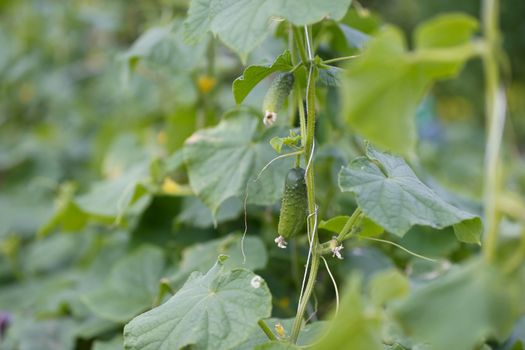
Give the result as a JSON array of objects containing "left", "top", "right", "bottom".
[
  {"left": 262, "top": 73, "right": 294, "bottom": 126},
  {"left": 277, "top": 167, "right": 307, "bottom": 239}
]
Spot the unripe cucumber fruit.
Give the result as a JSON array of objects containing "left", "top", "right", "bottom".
[
  {"left": 278, "top": 167, "right": 307, "bottom": 239},
  {"left": 262, "top": 73, "right": 294, "bottom": 126}
]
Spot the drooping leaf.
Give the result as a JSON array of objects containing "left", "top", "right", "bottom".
[
  {"left": 342, "top": 14, "right": 478, "bottom": 155},
  {"left": 184, "top": 0, "right": 352, "bottom": 59},
  {"left": 82, "top": 246, "right": 165, "bottom": 322},
  {"left": 123, "top": 258, "right": 272, "bottom": 350},
  {"left": 233, "top": 50, "right": 293, "bottom": 105},
  {"left": 170, "top": 233, "right": 267, "bottom": 287},
  {"left": 393, "top": 258, "right": 525, "bottom": 350},
  {"left": 338, "top": 145, "right": 482, "bottom": 241},
  {"left": 183, "top": 113, "right": 293, "bottom": 216}
]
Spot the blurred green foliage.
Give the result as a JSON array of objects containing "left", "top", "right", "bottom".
[{"left": 0, "top": 0, "right": 524, "bottom": 349}]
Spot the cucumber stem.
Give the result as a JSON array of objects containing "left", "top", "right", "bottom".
[
  {"left": 258, "top": 320, "right": 277, "bottom": 341},
  {"left": 481, "top": 0, "right": 505, "bottom": 263},
  {"left": 290, "top": 26, "right": 319, "bottom": 343}
]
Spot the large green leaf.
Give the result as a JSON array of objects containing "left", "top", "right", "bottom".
[
  {"left": 82, "top": 246, "right": 165, "bottom": 323},
  {"left": 233, "top": 50, "right": 293, "bottom": 105},
  {"left": 169, "top": 233, "right": 268, "bottom": 287},
  {"left": 342, "top": 14, "right": 478, "bottom": 155},
  {"left": 393, "top": 258, "right": 525, "bottom": 350},
  {"left": 123, "top": 258, "right": 272, "bottom": 350},
  {"left": 183, "top": 114, "right": 293, "bottom": 216},
  {"left": 184, "top": 0, "right": 352, "bottom": 59},
  {"left": 338, "top": 145, "right": 482, "bottom": 242}
]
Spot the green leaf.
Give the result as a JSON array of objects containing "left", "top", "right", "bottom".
[
  {"left": 338, "top": 145, "right": 482, "bottom": 241},
  {"left": 183, "top": 0, "right": 215, "bottom": 44},
  {"left": 359, "top": 217, "right": 385, "bottom": 237},
  {"left": 313, "top": 276, "right": 383, "bottom": 350},
  {"left": 393, "top": 258, "right": 525, "bottom": 350},
  {"left": 76, "top": 162, "right": 151, "bottom": 219},
  {"left": 122, "top": 26, "right": 171, "bottom": 69},
  {"left": 176, "top": 197, "right": 242, "bottom": 229},
  {"left": 83, "top": 246, "right": 165, "bottom": 322},
  {"left": 183, "top": 113, "right": 293, "bottom": 216},
  {"left": 123, "top": 21, "right": 206, "bottom": 73},
  {"left": 2, "top": 317, "right": 77, "bottom": 350},
  {"left": 254, "top": 342, "right": 299, "bottom": 350},
  {"left": 184, "top": 0, "right": 352, "bottom": 59},
  {"left": 233, "top": 50, "right": 293, "bottom": 105},
  {"left": 319, "top": 215, "right": 384, "bottom": 237},
  {"left": 319, "top": 216, "right": 350, "bottom": 233},
  {"left": 342, "top": 14, "right": 478, "bottom": 155},
  {"left": 368, "top": 269, "right": 409, "bottom": 307},
  {"left": 37, "top": 183, "right": 88, "bottom": 237},
  {"left": 415, "top": 13, "right": 479, "bottom": 48},
  {"left": 318, "top": 66, "right": 343, "bottom": 87},
  {"left": 123, "top": 258, "right": 272, "bottom": 350},
  {"left": 269, "top": 131, "right": 301, "bottom": 154},
  {"left": 170, "top": 233, "right": 267, "bottom": 286},
  {"left": 338, "top": 23, "right": 370, "bottom": 49}
]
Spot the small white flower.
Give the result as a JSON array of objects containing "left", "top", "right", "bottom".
[
  {"left": 331, "top": 244, "right": 344, "bottom": 259},
  {"left": 263, "top": 111, "right": 277, "bottom": 126},
  {"left": 251, "top": 275, "right": 263, "bottom": 288},
  {"left": 274, "top": 235, "right": 287, "bottom": 249}
]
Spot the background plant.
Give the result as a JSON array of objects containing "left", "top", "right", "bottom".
[{"left": 1, "top": 0, "right": 525, "bottom": 349}]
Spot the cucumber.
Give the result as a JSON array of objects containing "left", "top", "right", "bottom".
[
  {"left": 262, "top": 73, "right": 294, "bottom": 126},
  {"left": 277, "top": 167, "right": 307, "bottom": 240}
]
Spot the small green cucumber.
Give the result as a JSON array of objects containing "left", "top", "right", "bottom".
[
  {"left": 278, "top": 167, "right": 307, "bottom": 239},
  {"left": 262, "top": 73, "right": 294, "bottom": 126}
]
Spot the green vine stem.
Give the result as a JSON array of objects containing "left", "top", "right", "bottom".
[
  {"left": 481, "top": 0, "right": 505, "bottom": 263},
  {"left": 335, "top": 207, "right": 363, "bottom": 243},
  {"left": 258, "top": 320, "right": 277, "bottom": 341},
  {"left": 293, "top": 26, "right": 309, "bottom": 65},
  {"left": 290, "top": 25, "right": 319, "bottom": 343}
]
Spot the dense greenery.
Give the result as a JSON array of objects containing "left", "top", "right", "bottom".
[{"left": 1, "top": 0, "right": 524, "bottom": 349}]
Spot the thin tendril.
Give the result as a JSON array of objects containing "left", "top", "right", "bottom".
[
  {"left": 242, "top": 150, "right": 300, "bottom": 264},
  {"left": 359, "top": 236, "right": 437, "bottom": 262},
  {"left": 254, "top": 150, "right": 303, "bottom": 182},
  {"left": 321, "top": 256, "right": 339, "bottom": 317},
  {"left": 241, "top": 187, "right": 250, "bottom": 264},
  {"left": 304, "top": 25, "right": 313, "bottom": 60}
]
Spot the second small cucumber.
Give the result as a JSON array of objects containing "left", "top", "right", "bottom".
[{"left": 278, "top": 167, "right": 308, "bottom": 239}]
